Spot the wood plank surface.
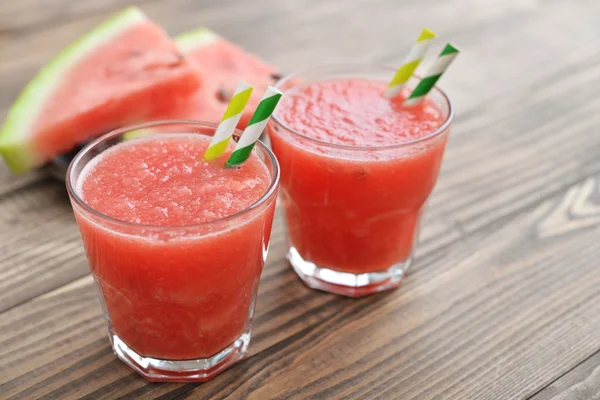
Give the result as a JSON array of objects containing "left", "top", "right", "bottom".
[
  {"left": 2, "top": 174, "right": 600, "bottom": 399},
  {"left": 1, "top": 0, "right": 600, "bottom": 399},
  {"left": 531, "top": 350, "right": 600, "bottom": 400}
]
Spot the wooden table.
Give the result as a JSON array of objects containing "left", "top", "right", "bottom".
[{"left": 2, "top": 0, "right": 600, "bottom": 399}]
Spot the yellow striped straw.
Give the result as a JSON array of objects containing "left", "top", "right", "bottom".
[
  {"left": 384, "top": 28, "right": 436, "bottom": 99},
  {"left": 204, "top": 81, "right": 254, "bottom": 161}
]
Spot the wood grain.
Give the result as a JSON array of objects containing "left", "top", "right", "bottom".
[
  {"left": 1, "top": 0, "right": 600, "bottom": 398},
  {"left": 0, "top": 180, "right": 86, "bottom": 312},
  {"left": 531, "top": 350, "right": 600, "bottom": 400},
  {"left": 165, "top": 175, "right": 600, "bottom": 400},
  {"left": 0, "top": 163, "right": 46, "bottom": 197},
  {"left": 4, "top": 0, "right": 600, "bottom": 114},
  {"left": 2, "top": 174, "right": 600, "bottom": 399},
  {"left": 0, "top": 0, "right": 153, "bottom": 35},
  {"left": 3, "top": 0, "right": 600, "bottom": 310}
]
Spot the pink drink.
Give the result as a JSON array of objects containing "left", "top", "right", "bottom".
[
  {"left": 80, "top": 135, "right": 270, "bottom": 227},
  {"left": 67, "top": 122, "right": 279, "bottom": 381},
  {"left": 268, "top": 65, "right": 452, "bottom": 297}
]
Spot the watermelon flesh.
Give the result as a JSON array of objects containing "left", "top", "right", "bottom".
[
  {"left": 0, "top": 7, "right": 201, "bottom": 174},
  {"left": 155, "top": 29, "right": 278, "bottom": 129}
]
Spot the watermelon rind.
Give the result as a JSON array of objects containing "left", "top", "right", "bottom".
[
  {"left": 175, "top": 28, "right": 218, "bottom": 52},
  {"left": 0, "top": 6, "right": 147, "bottom": 174}
]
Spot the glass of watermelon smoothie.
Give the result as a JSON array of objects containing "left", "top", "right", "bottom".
[
  {"left": 66, "top": 121, "right": 279, "bottom": 382},
  {"left": 267, "top": 64, "right": 453, "bottom": 297}
]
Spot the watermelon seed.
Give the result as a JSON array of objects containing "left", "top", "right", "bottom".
[
  {"left": 216, "top": 88, "right": 233, "bottom": 103},
  {"left": 165, "top": 52, "right": 184, "bottom": 67},
  {"left": 270, "top": 73, "right": 282, "bottom": 81}
]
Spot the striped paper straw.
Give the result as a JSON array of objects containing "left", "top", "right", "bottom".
[
  {"left": 384, "top": 28, "right": 436, "bottom": 99},
  {"left": 204, "top": 81, "right": 254, "bottom": 161},
  {"left": 226, "top": 87, "right": 282, "bottom": 167},
  {"left": 404, "top": 43, "right": 460, "bottom": 106}
]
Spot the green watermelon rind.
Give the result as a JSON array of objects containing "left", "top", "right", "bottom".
[
  {"left": 175, "top": 28, "right": 219, "bottom": 52},
  {"left": 0, "top": 6, "right": 147, "bottom": 174}
]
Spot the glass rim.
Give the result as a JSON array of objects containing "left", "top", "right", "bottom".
[
  {"left": 66, "top": 120, "right": 280, "bottom": 231},
  {"left": 271, "top": 62, "right": 454, "bottom": 151}
]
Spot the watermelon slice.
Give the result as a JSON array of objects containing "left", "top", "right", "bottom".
[
  {"left": 0, "top": 7, "right": 201, "bottom": 174},
  {"left": 154, "top": 28, "right": 278, "bottom": 129}
]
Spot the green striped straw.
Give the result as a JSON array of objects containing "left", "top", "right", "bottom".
[
  {"left": 226, "top": 87, "right": 282, "bottom": 167},
  {"left": 204, "top": 81, "right": 254, "bottom": 161},
  {"left": 384, "top": 28, "right": 436, "bottom": 99},
  {"left": 404, "top": 43, "right": 460, "bottom": 106}
]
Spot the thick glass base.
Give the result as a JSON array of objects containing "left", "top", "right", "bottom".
[
  {"left": 109, "top": 328, "right": 251, "bottom": 382},
  {"left": 288, "top": 247, "right": 409, "bottom": 297}
]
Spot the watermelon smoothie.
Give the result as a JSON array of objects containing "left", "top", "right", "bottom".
[
  {"left": 66, "top": 122, "right": 279, "bottom": 382},
  {"left": 268, "top": 65, "right": 452, "bottom": 297}
]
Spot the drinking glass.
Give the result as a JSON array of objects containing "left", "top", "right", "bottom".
[
  {"left": 67, "top": 121, "right": 279, "bottom": 381},
  {"left": 268, "top": 65, "right": 453, "bottom": 297}
]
